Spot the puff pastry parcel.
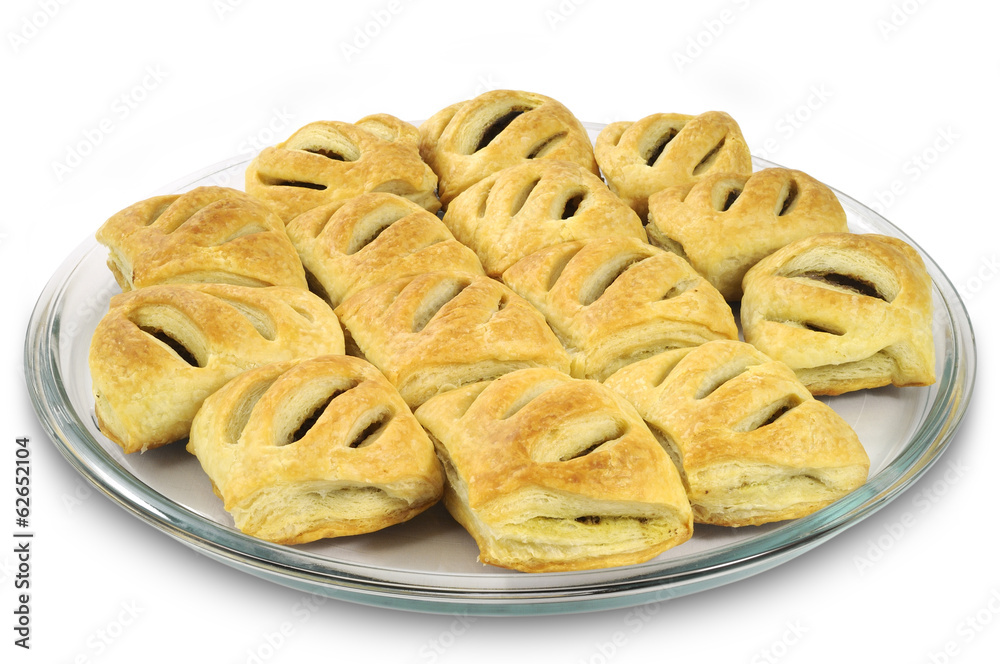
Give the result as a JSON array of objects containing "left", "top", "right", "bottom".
[
  {"left": 741, "top": 233, "right": 935, "bottom": 395},
  {"left": 604, "top": 340, "right": 870, "bottom": 526},
  {"left": 414, "top": 368, "right": 693, "bottom": 572},
  {"left": 594, "top": 111, "right": 752, "bottom": 218},
  {"left": 89, "top": 284, "right": 345, "bottom": 453},
  {"left": 646, "top": 168, "right": 848, "bottom": 301},
  {"left": 419, "top": 89, "right": 598, "bottom": 206},
  {"left": 335, "top": 271, "right": 570, "bottom": 408},
  {"left": 286, "top": 192, "right": 484, "bottom": 308},
  {"left": 187, "top": 355, "right": 444, "bottom": 544},
  {"left": 245, "top": 114, "right": 439, "bottom": 223},
  {"left": 502, "top": 237, "right": 738, "bottom": 381},
  {"left": 95, "top": 186, "right": 307, "bottom": 291},
  {"left": 443, "top": 159, "right": 646, "bottom": 277}
]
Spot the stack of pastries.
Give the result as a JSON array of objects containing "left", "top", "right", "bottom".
[{"left": 87, "top": 90, "right": 936, "bottom": 572}]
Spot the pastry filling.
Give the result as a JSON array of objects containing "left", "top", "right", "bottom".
[
  {"left": 474, "top": 106, "right": 531, "bottom": 152},
  {"left": 526, "top": 132, "right": 567, "bottom": 159},
  {"left": 795, "top": 271, "right": 888, "bottom": 301},
  {"left": 692, "top": 137, "right": 726, "bottom": 175},
  {"left": 644, "top": 128, "right": 678, "bottom": 167},
  {"left": 138, "top": 326, "right": 202, "bottom": 367},
  {"left": 776, "top": 179, "right": 799, "bottom": 216},
  {"left": 558, "top": 190, "right": 586, "bottom": 220},
  {"left": 579, "top": 253, "right": 650, "bottom": 306}
]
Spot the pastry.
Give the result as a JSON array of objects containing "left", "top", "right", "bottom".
[
  {"left": 245, "top": 114, "right": 439, "bottom": 223},
  {"left": 95, "top": 186, "right": 307, "bottom": 291},
  {"left": 502, "top": 237, "right": 738, "bottom": 381},
  {"left": 443, "top": 159, "right": 646, "bottom": 277},
  {"left": 741, "top": 233, "right": 936, "bottom": 394},
  {"left": 413, "top": 368, "right": 693, "bottom": 572},
  {"left": 646, "top": 168, "right": 848, "bottom": 301},
  {"left": 286, "top": 192, "right": 484, "bottom": 308},
  {"left": 419, "top": 89, "right": 598, "bottom": 207},
  {"left": 187, "top": 355, "right": 444, "bottom": 544},
  {"left": 334, "top": 271, "right": 571, "bottom": 408},
  {"left": 604, "top": 340, "right": 870, "bottom": 526},
  {"left": 89, "top": 283, "right": 345, "bottom": 453},
  {"left": 594, "top": 111, "right": 752, "bottom": 218}
]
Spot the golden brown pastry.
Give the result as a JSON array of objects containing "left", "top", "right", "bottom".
[
  {"left": 286, "top": 192, "right": 484, "bottom": 308},
  {"left": 604, "top": 340, "right": 870, "bottom": 526},
  {"left": 187, "top": 355, "right": 444, "bottom": 545},
  {"left": 95, "top": 186, "right": 307, "bottom": 291},
  {"left": 245, "top": 114, "right": 439, "bottom": 223},
  {"left": 414, "top": 368, "right": 693, "bottom": 572},
  {"left": 741, "top": 233, "right": 936, "bottom": 395},
  {"left": 502, "top": 237, "right": 738, "bottom": 381},
  {"left": 89, "top": 284, "right": 345, "bottom": 454},
  {"left": 594, "top": 111, "right": 752, "bottom": 219},
  {"left": 443, "top": 159, "right": 646, "bottom": 277},
  {"left": 646, "top": 168, "right": 848, "bottom": 301},
  {"left": 335, "top": 271, "right": 570, "bottom": 408},
  {"left": 419, "top": 89, "right": 598, "bottom": 207}
]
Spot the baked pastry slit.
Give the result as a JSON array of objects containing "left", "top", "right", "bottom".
[
  {"left": 335, "top": 272, "right": 570, "bottom": 408},
  {"left": 287, "top": 193, "right": 484, "bottom": 309},
  {"left": 96, "top": 186, "right": 308, "bottom": 291},
  {"left": 246, "top": 115, "right": 439, "bottom": 223},
  {"left": 187, "top": 355, "right": 443, "bottom": 544},
  {"left": 415, "top": 369, "right": 692, "bottom": 572},
  {"left": 502, "top": 237, "right": 737, "bottom": 381},
  {"left": 89, "top": 284, "right": 345, "bottom": 453},
  {"left": 741, "top": 233, "right": 934, "bottom": 394},
  {"left": 419, "top": 90, "right": 598, "bottom": 206},
  {"left": 604, "top": 341, "right": 870, "bottom": 527}
]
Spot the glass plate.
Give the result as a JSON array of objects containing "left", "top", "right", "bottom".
[{"left": 24, "top": 129, "right": 976, "bottom": 615}]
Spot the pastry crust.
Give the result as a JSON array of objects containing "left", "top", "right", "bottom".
[
  {"left": 604, "top": 340, "right": 870, "bottom": 526},
  {"left": 414, "top": 368, "right": 693, "bottom": 572},
  {"left": 419, "top": 89, "right": 598, "bottom": 207},
  {"left": 95, "top": 186, "right": 307, "bottom": 291},
  {"left": 502, "top": 237, "right": 738, "bottom": 381},
  {"left": 245, "top": 114, "right": 439, "bottom": 223},
  {"left": 741, "top": 233, "right": 936, "bottom": 395},
  {"left": 335, "top": 271, "right": 570, "bottom": 408},
  {"left": 286, "top": 192, "right": 484, "bottom": 308},
  {"left": 646, "top": 168, "right": 848, "bottom": 301},
  {"left": 443, "top": 159, "right": 646, "bottom": 277},
  {"left": 594, "top": 111, "right": 752, "bottom": 219},
  {"left": 89, "top": 284, "right": 345, "bottom": 453},
  {"left": 187, "top": 355, "right": 444, "bottom": 545}
]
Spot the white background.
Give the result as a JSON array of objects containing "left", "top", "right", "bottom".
[{"left": 2, "top": 0, "right": 996, "bottom": 662}]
